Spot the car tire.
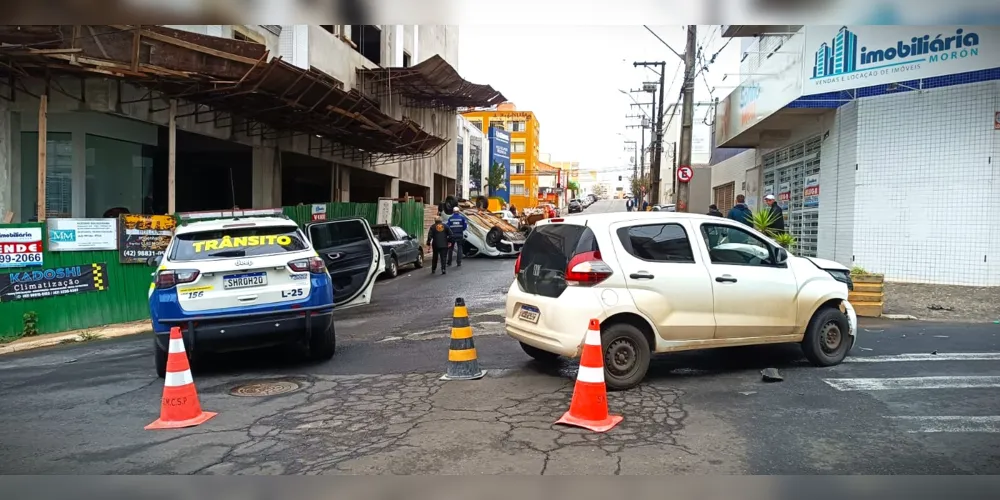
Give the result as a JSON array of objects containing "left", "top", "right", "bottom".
[
  {"left": 485, "top": 227, "right": 503, "bottom": 248},
  {"left": 413, "top": 251, "right": 424, "bottom": 268},
  {"left": 154, "top": 339, "right": 167, "bottom": 378},
  {"left": 520, "top": 341, "right": 561, "bottom": 365},
  {"left": 309, "top": 322, "right": 336, "bottom": 361},
  {"left": 601, "top": 322, "right": 651, "bottom": 391},
  {"left": 387, "top": 255, "right": 399, "bottom": 278},
  {"left": 801, "top": 306, "right": 851, "bottom": 367}
]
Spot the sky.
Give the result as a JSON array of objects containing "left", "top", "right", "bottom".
[{"left": 458, "top": 25, "right": 740, "bottom": 179}]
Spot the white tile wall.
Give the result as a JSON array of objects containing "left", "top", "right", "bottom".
[
  {"left": 817, "top": 102, "right": 857, "bottom": 266},
  {"left": 710, "top": 148, "right": 756, "bottom": 196},
  {"left": 853, "top": 81, "right": 999, "bottom": 286}
]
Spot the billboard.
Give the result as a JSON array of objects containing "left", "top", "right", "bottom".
[{"left": 488, "top": 127, "right": 511, "bottom": 203}]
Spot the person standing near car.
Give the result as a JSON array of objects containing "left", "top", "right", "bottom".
[
  {"left": 426, "top": 216, "right": 453, "bottom": 275},
  {"left": 764, "top": 194, "right": 785, "bottom": 233},
  {"left": 446, "top": 206, "right": 468, "bottom": 268},
  {"left": 707, "top": 204, "right": 724, "bottom": 217},
  {"left": 727, "top": 194, "right": 752, "bottom": 226}
]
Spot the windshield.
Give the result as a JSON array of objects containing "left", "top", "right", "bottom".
[{"left": 169, "top": 225, "right": 308, "bottom": 261}]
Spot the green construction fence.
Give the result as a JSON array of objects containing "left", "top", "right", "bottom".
[{"left": 0, "top": 201, "right": 427, "bottom": 338}]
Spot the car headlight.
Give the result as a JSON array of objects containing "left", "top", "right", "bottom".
[{"left": 826, "top": 269, "right": 854, "bottom": 291}]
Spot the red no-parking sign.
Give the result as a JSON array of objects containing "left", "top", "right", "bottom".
[{"left": 676, "top": 165, "right": 693, "bottom": 183}]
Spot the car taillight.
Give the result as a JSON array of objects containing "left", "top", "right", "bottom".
[
  {"left": 155, "top": 269, "right": 199, "bottom": 289},
  {"left": 565, "top": 250, "right": 613, "bottom": 286},
  {"left": 514, "top": 253, "right": 522, "bottom": 276},
  {"left": 289, "top": 257, "right": 327, "bottom": 274}
]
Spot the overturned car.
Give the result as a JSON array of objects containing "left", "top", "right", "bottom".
[{"left": 460, "top": 209, "right": 525, "bottom": 258}]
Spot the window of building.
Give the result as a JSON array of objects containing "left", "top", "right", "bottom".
[
  {"left": 511, "top": 162, "right": 526, "bottom": 174},
  {"left": 403, "top": 51, "right": 411, "bottom": 67},
  {"left": 469, "top": 120, "right": 482, "bottom": 130},
  {"left": 20, "top": 132, "right": 73, "bottom": 220},
  {"left": 511, "top": 141, "right": 526, "bottom": 153},
  {"left": 85, "top": 135, "right": 155, "bottom": 218},
  {"left": 232, "top": 26, "right": 264, "bottom": 44},
  {"left": 511, "top": 183, "right": 526, "bottom": 196},
  {"left": 616, "top": 224, "right": 695, "bottom": 263},
  {"left": 489, "top": 119, "right": 505, "bottom": 131},
  {"left": 349, "top": 25, "right": 382, "bottom": 64},
  {"left": 320, "top": 25, "right": 340, "bottom": 36},
  {"left": 510, "top": 120, "right": 526, "bottom": 132},
  {"left": 713, "top": 182, "right": 735, "bottom": 214}
]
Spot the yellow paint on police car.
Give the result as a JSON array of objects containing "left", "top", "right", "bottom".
[
  {"left": 192, "top": 235, "right": 293, "bottom": 253},
  {"left": 178, "top": 285, "right": 214, "bottom": 293}
]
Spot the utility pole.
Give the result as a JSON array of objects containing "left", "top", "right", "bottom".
[
  {"left": 676, "top": 25, "right": 697, "bottom": 212},
  {"left": 634, "top": 61, "right": 666, "bottom": 205}
]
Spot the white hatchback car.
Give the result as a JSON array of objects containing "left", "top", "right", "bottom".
[{"left": 506, "top": 212, "right": 858, "bottom": 391}]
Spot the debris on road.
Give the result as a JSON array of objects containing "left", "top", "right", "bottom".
[
  {"left": 928, "top": 304, "right": 955, "bottom": 311},
  {"left": 760, "top": 368, "right": 783, "bottom": 382},
  {"left": 739, "top": 391, "right": 757, "bottom": 396}
]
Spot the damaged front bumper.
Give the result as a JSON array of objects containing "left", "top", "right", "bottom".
[{"left": 842, "top": 300, "right": 858, "bottom": 350}]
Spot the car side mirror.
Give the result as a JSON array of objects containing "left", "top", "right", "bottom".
[
  {"left": 146, "top": 255, "right": 162, "bottom": 268},
  {"left": 775, "top": 247, "right": 789, "bottom": 264}
]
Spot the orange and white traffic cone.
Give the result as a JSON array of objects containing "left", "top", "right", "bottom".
[
  {"left": 145, "top": 327, "right": 217, "bottom": 430},
  {"left": 555, "top": 318, "right": 623, "bottom": 433}
]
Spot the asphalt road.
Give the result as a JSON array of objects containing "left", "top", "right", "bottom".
[{"left": 2, "top": 197, "right": 999, "bottom": 474}]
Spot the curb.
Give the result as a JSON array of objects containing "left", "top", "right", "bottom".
[
  {"left": 0, "top": 321, "right": 151, "bottom": 355},
  {"left": 882, "top": 314, "right": 918, "bottom": 320}
]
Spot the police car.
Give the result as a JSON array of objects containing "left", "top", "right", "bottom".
[{"left": 147, "top": 210, "right": 383, "bottom": 377}]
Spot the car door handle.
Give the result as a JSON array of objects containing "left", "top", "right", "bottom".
[
  {"left": 630, "top": 272, "right": 655, "bottom": 280},
  {"left": 326, "top": 252, "right": 343, "bottom": 261},
  {"left": 715, "top": 275, "right": 738, "bottom": 283}
]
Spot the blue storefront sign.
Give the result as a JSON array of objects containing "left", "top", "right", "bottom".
[{"left": 488, "top": 127, "right": 511, "bottom": 203}]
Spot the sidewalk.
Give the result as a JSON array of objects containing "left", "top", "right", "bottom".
[
  {"left": 884, "top": 282, "right": 1000, "bottom": 323},
  {"left": 0, "top": 320, "right": 150, "bottom": 355}
]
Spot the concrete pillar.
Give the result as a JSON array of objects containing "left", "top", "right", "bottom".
[
  {"left": 0, "top": 101, "right": 11, "bottom": 221},
  {"left": 252, "top": 144, "right": 278, "bottom": 208},
  {"left": 339, "top": 166, "right": 350, "bottom": 202},
  {"left": 386, "top": 178, "right": 399, "bottom": 198}
]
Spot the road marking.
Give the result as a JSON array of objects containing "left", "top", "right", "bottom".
[
  {"left": 847, "top": 353, "right": 1000, "bottom": 363},
  {"left": 824, "top": 376, "right": 1000, "bottom": 391},
  {"left": 885, "top": 416, "right": 1000, "bottom": 433}
]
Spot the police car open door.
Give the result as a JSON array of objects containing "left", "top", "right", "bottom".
[{"left": 305, "top": 217, "right": 384, "bottom": 309}]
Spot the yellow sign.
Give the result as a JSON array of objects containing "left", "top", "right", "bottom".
[{"left": 192, "top": 235, "right": 292, "bottom": 253}]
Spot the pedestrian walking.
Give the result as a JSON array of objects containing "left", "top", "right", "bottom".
[
  {"left": 446, "top": 206, "right": 468, "bottom": 268},
  {"left": 763, "top": 194, "right": 785, "bottom": 233},
  {"left": 727, "top": 194, "right": 752, "bottom": 226},
  {"left": 707, "top": 204, "right": 724, "bottom": 217},
  {"left": 625, "top": 198, "right": 632, "bottom": 212},
  {"left": 426, "top": 216, "right": 453, "bottom": 275},
  {"left": 641, "top": 199, "right": 649, "bottom": 212}
]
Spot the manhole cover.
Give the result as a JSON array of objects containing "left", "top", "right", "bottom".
[{"left": 230, "top": 380, "right": 302, "bottom": 397}]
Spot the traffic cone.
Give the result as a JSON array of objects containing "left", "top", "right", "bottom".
[
  {"left": 441, "top": 297, "right": 486, "bottom": 381},
  {"left": 145, "top": 327, "right": 217, "bottom": 430},
  {"left": 555, "top": 319, "right": 623, "bottom": 432}
]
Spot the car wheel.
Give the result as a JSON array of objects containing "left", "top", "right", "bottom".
[
  {"left": 413, "top": 251, "right": 424, "bottom": 268},
  {"left": 387, "top": 255, "right": 399, "bottom": 278},
  {"left": 801, "top": 306, "right": 851, "bottom": 367},
  {"left": 309, "top": 322, "right": 336, "bottom": 361},
  {"left": 520, "top": 341, "right": 561, "bottom": 365},
  {"left": 485, "top": 227, "right": 503, "bottom": 248},
  {"left": 154, "top": 339, "right": 167, "bottom": 378},
  {"left": 601, "top": 322, "right": 651, "bottom": 391}
]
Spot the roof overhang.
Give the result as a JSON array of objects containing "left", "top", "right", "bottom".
[
  {"left": 722, "top": 25, "right": 803, "bottom": 38},
  {"left": 357, "top": 55, "right": 506, "bottom": 110}
]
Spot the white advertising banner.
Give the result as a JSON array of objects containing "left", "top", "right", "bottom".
[
  {"left": 376, "top": 199, "right": 393, "bottom": 225},
  {"left": 47, "top": 218, "right": 118, "bottom": 251},
  {"left": 802, "top": 25, "right": 1000, "bottom": 95},
  {"left": 714, "top": 33, "right": 806, "bottom": 147}
]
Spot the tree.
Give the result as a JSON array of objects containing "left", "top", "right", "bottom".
[
  {"left": 567, "top": 180, "right": 580, "bottom": 197},
  {"left": 486, "top": 161, "right": 507, "bottom": 196},
  {"left": 591, "top": 184, "right": 608, "bottom": 197},
  {"left": 629, "top": 174, "right": 651, "bottom": 198}
]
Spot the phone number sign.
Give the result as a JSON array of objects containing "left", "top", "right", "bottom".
[{"left": 0, "top": 227, "right": 44, "bottom": 269}]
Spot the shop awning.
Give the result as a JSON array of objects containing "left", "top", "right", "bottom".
[
  {"left": 0, "top": 25, "right": 448, "bottom": 163},
  {"left": 356, "top": 55, "right": 507, "bottom": 109}
]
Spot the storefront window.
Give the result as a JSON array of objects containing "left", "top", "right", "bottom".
[
  {"left": 20, "top": 132, "right": 73, "bottom": 221},
  {"left": 85, "top": 134, "right": 154, "bottom": 217}
]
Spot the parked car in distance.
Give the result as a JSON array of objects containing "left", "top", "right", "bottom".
[
  {"left": 492, "top": 210, "right": 521, "bottom": 229},
  {"left": 506, "top": 212, "right": 858, "bottom": 391},
  {"left": 147, "top": 215, "right": 382, "bottom": 377},
  {"left": 568, "top": 200, "right": 583, "bottom": 213},
  {"left": 371, "top": 224, "right": 423, "bottom": 278}
]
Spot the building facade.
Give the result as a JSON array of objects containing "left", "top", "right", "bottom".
[
  {"left": 456, "top": 115, "right": 487, "bottom": 200},
  {"left": 711, "top": 25, "right": 1000, "bottom": 287},
  {"left": 461, "top": 102, "right": 542, "bottom": 209},
  {"left": 0, "top": 25, "right": 505, "bottom": 222}
]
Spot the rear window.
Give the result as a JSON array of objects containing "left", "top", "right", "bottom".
[
  {"left": 169, "top": 225, "right": 308, "bottom": 261},
  {"left": 517, "top": 223, "right": 599, "bottom": 298},
  {"left": 309, "top": 220, "right": 369, "bottom": 249},
  {"left": 372, "top": 225, "right": 394, "bottom": 242}
]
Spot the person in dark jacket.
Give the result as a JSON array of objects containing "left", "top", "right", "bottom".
[
  {"left": 707, "top": 204, "right": 724, "bottom": 217},
  {"left": 426, "top": 216, "right": 453, "bottom": 275},
  {"left": 727, "top": 194, "right": 752, "bottom": 226},
  {"left": 446, "top": 207, "right": 468, "bottom": 268},
  {"left": 763, "top": 194, "right": 785, "bottom": 233}
]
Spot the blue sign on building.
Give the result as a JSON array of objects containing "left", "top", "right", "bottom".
[{"left": 488, "top": 127, "right": 511, "bottom": 203}]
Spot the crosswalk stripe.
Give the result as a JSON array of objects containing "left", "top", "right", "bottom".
[
  {"left": 847, "top": 353, "right": 1000, "bottom": 363},
  {"left": 824, "top": 376, "right": 1000, "bottom": 391},
  {"left": 885, "top": 416, "right": 1000, "bottom": 433}
]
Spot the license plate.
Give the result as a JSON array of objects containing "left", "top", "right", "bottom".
[
  {"left": 223, "top": 272, "right": 267, "bottom": 289},
  {"left": 518, "top": 305, "right": 540, "bottom": 324}
]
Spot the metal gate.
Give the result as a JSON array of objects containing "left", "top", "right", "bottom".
[{"left": 761, "top": 136, "right": 822, "bottom": 257}]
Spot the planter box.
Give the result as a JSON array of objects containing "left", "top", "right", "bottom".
[{"left": 849, "top": 273, "right": 885, "bottom": 318}]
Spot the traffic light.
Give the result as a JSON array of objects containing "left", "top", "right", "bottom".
[{"left": 618, "top": 175, "right": 622, "bottom": 181}]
